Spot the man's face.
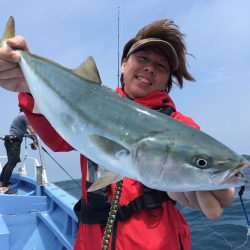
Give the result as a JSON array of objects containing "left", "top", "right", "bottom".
[{"left": 121, "top": 47, "right": 171, "bottom": 99}]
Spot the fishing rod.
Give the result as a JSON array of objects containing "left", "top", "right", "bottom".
[
  {"left": 117, "top": 5, "right": 120, "bottom": 87},
  {"left": 0, "top": 134, "right": 36, "bottom": 141},
  {"left": 27, "top": 134, "right": 81, "bottom": 188},
  {"left": 41, "top": 146, "right": 81, "bottom": 188}
]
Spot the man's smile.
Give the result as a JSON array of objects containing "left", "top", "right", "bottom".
[{"left": 136, "top": 75, "right": 153, "bottom": 86}]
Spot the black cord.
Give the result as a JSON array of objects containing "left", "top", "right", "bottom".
[
  {"left": 41, "top": 146, "right": 81, "bottom": 188},
  {"left": 238, "top": 185, "right": 250, "bottom": 226}
]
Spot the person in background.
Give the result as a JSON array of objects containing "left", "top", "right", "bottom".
[
  {"left": 0, "top": 108, "right": 36, "bottom": 194},
  {"left": 0, "top": 19, "right": 234, "bottom": 249}
]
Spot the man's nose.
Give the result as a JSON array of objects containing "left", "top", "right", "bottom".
[{"left": 143, "top": 62, "right": 155, "bottom": 74}]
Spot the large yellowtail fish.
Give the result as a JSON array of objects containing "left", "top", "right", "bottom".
[{"left": 1, "top": 17, "right": 249, "bottom": 192}]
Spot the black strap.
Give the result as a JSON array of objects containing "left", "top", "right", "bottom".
[
  {"left": 74, "top": 185, "right": 174, "bottom": 225},
  {"left": 74, "top": 181, "right": 111, "bottom": 226},
  {"left": 117, "top": 187, "right": 174, "bottom": 221},
  {"left": 157, "top": 105, "right": 175, "bottom": 116}
]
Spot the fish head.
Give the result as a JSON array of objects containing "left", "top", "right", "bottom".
[{"left": 132, "top": 130, "right": 249, "bottom": 191}]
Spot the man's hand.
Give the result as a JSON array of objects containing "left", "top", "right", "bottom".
[
  {"left": 0, "top": 36, "right": 30, "bottom": 92},
  {"left": 168, "top": 188, "right": 235, "bottom": 220}
]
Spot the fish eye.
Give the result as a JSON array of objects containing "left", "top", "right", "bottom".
[{"left": 196, "top": 158, "right": 208, "bottom": 168}]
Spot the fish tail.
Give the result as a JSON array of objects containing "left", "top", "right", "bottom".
[{"left": 2, "top": 16, "right": 15, "bottom": 40}]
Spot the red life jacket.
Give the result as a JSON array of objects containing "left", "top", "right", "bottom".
[{"left": 18, "top": 88, "right": 199, "bottom": 250}]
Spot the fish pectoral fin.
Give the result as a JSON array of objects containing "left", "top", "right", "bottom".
[
  {"left": 90, "top": 135, "right": 130, "bottom": 159},
  {"left": 88, "top": 172, "right": 123, "bottom": 192},
  {"left": 72, "top": 56, "right": 102, "bottom": 84}
]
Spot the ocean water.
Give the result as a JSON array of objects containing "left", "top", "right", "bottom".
[
  {"left": 55, "top": 169, "right": 250, "bottom": 250},
  {"left": 179, "top": 169, "right": 250, "bottom": 250}
]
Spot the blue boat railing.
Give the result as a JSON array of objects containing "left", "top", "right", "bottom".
[{"left": 0, "top": 148, "right": 79, "bottom": 249}]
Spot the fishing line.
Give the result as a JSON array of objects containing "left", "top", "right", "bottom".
[
  {"left": 117, "top": 5, "right": 120, "bottom": 87},
  {"left": 183, "top": 202, "right": 249, "bottom": 249},
  {"left": 238, "top": 186, "right": 250, "bottom": 227},
  {"left": 232, "top": 230, "right": 250, "bottom": 250},
  {"left": 235, "top": 185, "right": 250, "bottom": 250},
  {"left": 198, "top": 185, "right": 250, "bottom": 250},
  {"left": 201, "top": 216, "right": 249, "bottom": 250},
  {"left": 200, "top": 215, "right": 234, "bottom": 249},
  {"left": 41, "top": 146, "right": 81, "bottom": 188}
]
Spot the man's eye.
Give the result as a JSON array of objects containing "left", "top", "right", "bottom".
[
  {"left": 138, "top": 56, "right": 148, "bottom": 62},
  {"left": 158, "top": 64, "right": 165, "bottom": 69},
  {"left": 157, "top": 64, "right": 168, "bottom": 71}
]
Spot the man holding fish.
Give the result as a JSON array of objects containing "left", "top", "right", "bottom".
[{"left": 0, "top": 17, "right": 243, "bottom": 250}]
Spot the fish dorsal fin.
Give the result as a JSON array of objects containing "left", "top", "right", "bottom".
[
  {"left": 90, "top": 135, "right": 130, "bottom": 159},
  {"left": 73, "top": 56, "right": 102, "bottom": 84},
  {"left": 3, "top": 16, "right": 15, "bottom": 40},
  {"left": 88, "top": 172, "right": 123, "bottom": 192}
]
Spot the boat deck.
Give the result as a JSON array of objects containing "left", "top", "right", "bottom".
[{"left": 0, "top": 167, "right": 79, "bottom": 250}]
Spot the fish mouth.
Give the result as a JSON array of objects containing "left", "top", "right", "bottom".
[{"left": 211, "top": 160, "right": 250, "bottom": 186}]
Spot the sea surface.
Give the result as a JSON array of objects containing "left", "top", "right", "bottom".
[{"left": 55, "top": 169, "right": 250, "bottom": 250}]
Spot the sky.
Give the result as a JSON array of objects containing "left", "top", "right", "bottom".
[{"left": 0, "top": 0, "right": 249, "bottom": 182}]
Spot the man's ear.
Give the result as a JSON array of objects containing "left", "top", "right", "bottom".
[{"left": 121, "top": 59, "right": 127, "bottom": 73}]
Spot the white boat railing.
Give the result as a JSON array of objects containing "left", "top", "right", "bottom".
[
  {"left": 0, "top": 155, "right": 39, "bottom": 173},
  {"left": 0, "top": 155, "right": 48, "bottom": 185},
  {"left": 19, "top": 156, "right": 40, "bottom": 176}
]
